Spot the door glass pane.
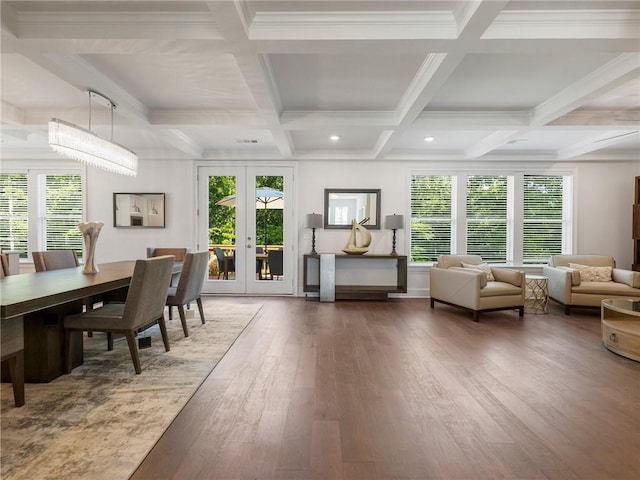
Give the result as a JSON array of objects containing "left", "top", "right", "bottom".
[
  {"left": 209, "top": 175, "right": 237, "bottom": 281},
  {"left": 255, "top": 176, "right": 284, "bottom": 281}
]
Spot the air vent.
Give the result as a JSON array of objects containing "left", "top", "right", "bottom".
[{"left": 235, "top": 139, "right": 258, "bottom": 144}]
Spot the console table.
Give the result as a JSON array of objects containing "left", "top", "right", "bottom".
[{"left": 303, "top": 254, "right": 407, "bottom": 301}]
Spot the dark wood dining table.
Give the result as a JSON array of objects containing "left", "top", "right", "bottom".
[{"left": 0, "top": 260, "right": 181, "bottom": 407}]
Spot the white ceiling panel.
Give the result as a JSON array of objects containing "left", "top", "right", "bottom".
[
  {"left": 428, "top": 53, "right": 621, "bottom": 110},
  {"left": 270, "top": 53, "right": 426, "bottom": 110},
  {"left": 1, "top": 0, "right": 638, "bottom": 162}
]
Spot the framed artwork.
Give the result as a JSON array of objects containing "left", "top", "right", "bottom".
[
  {"left": 113, "top": 193, "right": 165, "bottom": 228},
  {"left": 324, "top": 188, "right": 381, "bottom": 229}
]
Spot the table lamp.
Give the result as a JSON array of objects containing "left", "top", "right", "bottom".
[
  {"left": 385, "top": 214, "right": 404, "bottom": 256},
  {"left": 305, "top": 213, "right": 323, "bottom": 254}
]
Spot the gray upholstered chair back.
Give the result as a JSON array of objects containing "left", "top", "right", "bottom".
[
  {"left": 122, "top": 255, "right": 174, "bottom": 329},
  {"left": 268, "top": 249, "right": 284, "bottom": 277},
  {"left": 147, "top": 247, "right": 188, "bottom": 262},
  {"left": 0, "top": 253, "right": 9, "bottom": 278},
  {"left": 32, "top": 250, "right": 79, "bottom": 272},
  {"left": 173, "top": 251, "right": 208, "bottom": 304},
  {"left": 437, "top": 254, "right": 483, "bottom": 269}
]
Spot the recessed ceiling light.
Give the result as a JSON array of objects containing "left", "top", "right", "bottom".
[
  {"left": 424, "top": 136, "right": 435, "bottom": 142},
  {"left": 330, "top": 135, "right": 340, "bottom": 141}
]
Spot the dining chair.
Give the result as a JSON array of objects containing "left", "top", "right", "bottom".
[
  {"left": 165, "top": 251, "right": 208, "bottom": 337},
  {"left": 32, "top": 249, "right": 102, "bottom": 333},
  {"left": 147, "top": 247, "right": 188, "bottom": 286},
  {"left": 213, "top": 247, "right": 235, "bottom": 279},
  {"left": 32, "top": 250, "right": 79, "bottom": 272},
  {"left": 0, "top": 253, "right": 9, "bottom": 278},
  {"left": 63, "top": 255, "right": 175, "bottom": 375},
  {"left": 267, "top": 249, "right": 284, "bottom": 280}
]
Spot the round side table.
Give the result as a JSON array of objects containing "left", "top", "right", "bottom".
[{"left": 525, "top": 274, "right": 549, "bottom": 314}]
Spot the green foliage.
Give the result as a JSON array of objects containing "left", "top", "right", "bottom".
[{"left": 208, "top": 175, "right": 284, "bottom": 248}]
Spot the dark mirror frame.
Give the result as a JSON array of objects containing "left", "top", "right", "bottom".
[
  {"left": 113, "top": 192, "right": 165, "bottom": 228},
  {"left": 324, "top": 188, "right": 381, "bottom": 230}
]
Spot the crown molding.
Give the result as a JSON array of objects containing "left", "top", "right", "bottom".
[
  {"left": 15, "top": 12, "right": 222, "bottom": 40},
  {"left": 485, "top": 9, "right": 640, "bottom": 39},
  {"left": 249, "top": 11, "right": 457, "bottom": 40},
  {"left": 280, "top": 111, "right": 397, "bottom": 129}
]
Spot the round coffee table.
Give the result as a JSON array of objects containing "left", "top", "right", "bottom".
[{"left": 601, "top": 298, "right": 640, "bottom": 362}]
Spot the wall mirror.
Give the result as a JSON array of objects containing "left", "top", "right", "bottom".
[
  {"left": 324, "top": 188, "right": 381, "bottom": 229},
  {"left": 113, "top": 193, "right": 165, "bottom": 228}
]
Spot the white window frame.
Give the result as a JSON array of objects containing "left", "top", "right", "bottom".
[
  {"left": 409, "top": 167, "right": 574, "bottom": 266},
  {"left": 1, "top": 166, "right": 86, "bottom": 261}
]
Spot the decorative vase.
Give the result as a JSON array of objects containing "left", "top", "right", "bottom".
[{"left": 78, "top": 221, "right": 104, "bottom": 274}]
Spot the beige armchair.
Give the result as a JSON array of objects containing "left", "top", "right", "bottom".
[
  {"left": 430, "top": 255, "right": 525, "bottom": 322},
  {"left": 542, "top": 255, "right": 640, "bottom": 314}
]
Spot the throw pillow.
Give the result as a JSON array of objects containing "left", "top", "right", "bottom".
[
  {"left": 568, "top": 263, "right": 612, "bottom": 282},
  {"left": 460, "top": 262, "right": 495, "bottom": 281}
]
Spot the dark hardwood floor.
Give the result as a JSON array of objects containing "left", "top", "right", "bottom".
[{"left": 132, "top": 297, "right": 640, "bottom": 480}]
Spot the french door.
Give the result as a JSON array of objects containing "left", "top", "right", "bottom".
[{"left": 197, "top": 165, "right": 294, "bottom": 295}]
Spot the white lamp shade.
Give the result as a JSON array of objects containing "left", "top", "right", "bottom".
[
  {"left": 305, "top": 213, "right": 323, "bottom": 229},
  {"left": 385, "top": 214, "right": 404, "bottom": 230}
]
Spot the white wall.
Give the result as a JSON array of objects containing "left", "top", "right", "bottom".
[
  {"left": 573, "top": 162, "right": 638, "bottom": 269},
  {"left": 7, "top": 157, "right": 638, "bottom": 295},
  {"left": 87, "top": 158, "right": 196, "bottom": 263}
]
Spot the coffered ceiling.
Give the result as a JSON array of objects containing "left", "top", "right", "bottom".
[{"left": 1, "top": 0, "right": 639, "bottom": 163}]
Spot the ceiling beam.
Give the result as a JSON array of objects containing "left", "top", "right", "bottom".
[
  {"left": 557, "top": 130, "right": 639, "bottom": 159},
  {"left": 530, "top": 53, "right": 640, "bottom": 127}
]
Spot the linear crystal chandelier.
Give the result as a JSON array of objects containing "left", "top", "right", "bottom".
[{"left": 49, "top": 90, "right": 138, "bottom": 176}]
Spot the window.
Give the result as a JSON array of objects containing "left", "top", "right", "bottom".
[
  {"left": 0, "top": 173, "right": 28, "bottom": 255},
  {"left": 41, "top": 175, "right": 84, "bottom": 253},
  {"left": 523, "top": 175, "right": 568, "bottom": 264},
  {"left": 0, "top": 170, "right": 84, "bottom": 259},
  {"left": 466, "top": 175, "right": 508, "bottom": 262},
  {"left": 409, "top": 171, "right": 572, "bottom": 264},
  {"left": 410, "top": 175, "right": 453, "bottom": 262}
]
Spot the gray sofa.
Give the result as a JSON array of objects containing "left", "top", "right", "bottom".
[
  {"left": 542, "top": 255, "right": 640, "bottom": 314},
  {"left": 430, "top": 254, "right": 525, "bottom": 322}
]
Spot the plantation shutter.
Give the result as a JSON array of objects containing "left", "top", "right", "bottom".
[
  {"left": 43, "top": 174, "right": 84, "bottom": 256},
  {"left": 0, "top": 173, "right": 29, "bottom": 256},
  {"left": 410, "top": 175, "right": 452, "bottom": 262},
  {"left": 523, "top": 175, "right": 564, "bottom": 264},
  {"left": 466, "top": 175, "right": 507, "bottom": 262}
]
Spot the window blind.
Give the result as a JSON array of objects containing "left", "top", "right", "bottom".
[
  {"left": 0, "top": 173, "right": 29, "bottom": 256},
  {"left": 410, "top": 175, "right": 452, "bottom": 262},
  {"left": 523, "top": 175, "right": 564, "bottom": 264},
  {"left": 43, "top": 174, "right": 83, "bottom": 256},
  {"left": 466, "top": 175, "right": 507, "bottom": 262}
]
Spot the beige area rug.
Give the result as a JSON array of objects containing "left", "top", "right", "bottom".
[{"left": 0, "top": 301, "right": 262, "bottom": 480}]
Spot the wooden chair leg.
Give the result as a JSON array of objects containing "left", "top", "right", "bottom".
[
  {"left": 519, "top": 306, "right": 524, "bottom": 317},
  {"left": 7, "top": 351, "right": 25, "bottom": 407},
  {"left": 196, "top": 297, "right": 205, "bottom": 324},
  {"left": 158, "top": 316, "right": 171, "bottom": 352},
  {"left": 168, "top": 306, "right": 173, "bottom": 320},
  {"left": 430, "top": 298, "right": 435, "bottom": 308},
  {"left": 125, "top": 331, "right": 142, "bottom": 374},
  {"left": 178, "top": 306, "right": 189, "bottom": 337}
]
